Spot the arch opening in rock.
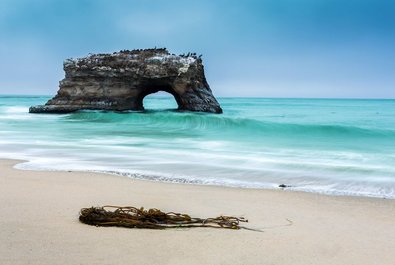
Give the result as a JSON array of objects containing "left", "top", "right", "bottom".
[
  {"left": 140, "top": 90, "right": 179, "bottom": 111},
  {"left": 29, "top": 48, "right": 222, "bottom": 114}
]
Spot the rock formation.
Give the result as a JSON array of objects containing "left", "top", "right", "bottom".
[{"left": 29, "top": 48, "right": 222, "bottom": 114}]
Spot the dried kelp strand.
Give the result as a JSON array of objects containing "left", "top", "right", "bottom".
[{"left": 79, "top": 205, "right": 248, "bottom": 230}]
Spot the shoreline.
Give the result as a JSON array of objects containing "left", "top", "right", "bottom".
[
  {"left": 1, "top": 158, "right": 395, "bottom": 264},
  {"left": 12, "top": 158, "right": 394, "bottom": 200}
]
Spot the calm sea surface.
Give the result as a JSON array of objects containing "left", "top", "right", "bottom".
[{"left": 1, "top": 95, "right": 395, "bottom": 198}]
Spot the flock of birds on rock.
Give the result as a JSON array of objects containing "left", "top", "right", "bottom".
[{"left": 115, "top": 48, "right": 203, "bottom": 59}]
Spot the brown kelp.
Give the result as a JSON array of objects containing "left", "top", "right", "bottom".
[{"left": 79, "top": 205, "right": 248, "bottom": 230}]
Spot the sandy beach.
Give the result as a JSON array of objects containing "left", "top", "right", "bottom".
[{"left": 1, "top": 159, "right": 394, "bottom": 265}]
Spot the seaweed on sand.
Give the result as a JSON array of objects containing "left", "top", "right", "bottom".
[{"left": 79, "top": 205, "right": 248, "bottom": 230}]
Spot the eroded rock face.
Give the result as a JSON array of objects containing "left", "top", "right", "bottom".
[{"left": 29, "top": 48, "right": 222, "bottom": 114}]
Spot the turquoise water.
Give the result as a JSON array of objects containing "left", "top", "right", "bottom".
[{"left": 1, "top": 95, "right": 395, "bottom": 198}]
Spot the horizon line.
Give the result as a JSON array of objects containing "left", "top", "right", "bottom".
[{"left": 0, "top": 94, "right": 394, "bottom": 100}]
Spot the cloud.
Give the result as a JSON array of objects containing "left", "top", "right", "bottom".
[
  {"left": 0, "top": 0, "right": 394, "bottom": 97},
  {"left": 118, "top": 8, "right": 212, "bottom": 38}
]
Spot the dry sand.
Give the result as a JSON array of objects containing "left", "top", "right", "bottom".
[{"left": 1, "top": 159, "right": 394, "bottom": 265}]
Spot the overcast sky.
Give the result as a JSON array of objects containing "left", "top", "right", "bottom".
[{"left": 0, "top": 0, "right": 394, "bottom": 98}]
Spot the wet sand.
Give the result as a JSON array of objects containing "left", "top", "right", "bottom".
[{"left": 1, "top": 159, "right": 394, "bottom": 265}]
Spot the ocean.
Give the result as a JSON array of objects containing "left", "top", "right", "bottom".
[{"left": 1, "top": 95, "right": 394, "bottom": 198}]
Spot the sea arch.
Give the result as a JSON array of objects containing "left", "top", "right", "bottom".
[{"left": 29, "top": 49, "right": 222, "bottom": 114}]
